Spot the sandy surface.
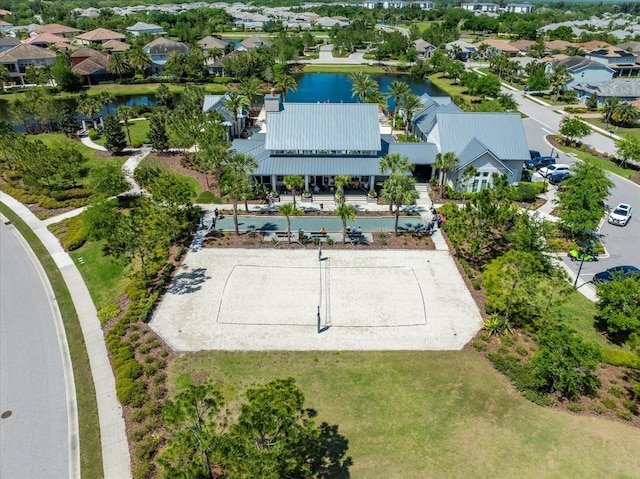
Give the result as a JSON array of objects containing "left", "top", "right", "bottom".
[{"left": 150, "top": 248, "right": 483, "bottom": 351}]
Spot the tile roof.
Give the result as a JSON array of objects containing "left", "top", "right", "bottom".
[
  {"left": 102, "top": 39, "right": 130, "bottom": 52},
  {"left": 552, "top": 55, "right": 613, "bottom": 72},
  {"left": 76, "top": 28, "right": 125, "bottom": 42},
  {"left": 144, "top": 37, "right": 189, "bottom": 55},
  {"left": 33, "top": 23, "right": 81, "bottom": 35},
  {"left": 475, "top": 39, "right": 520, "bottom": 52},
  {"left": 24, "top": 32, "right": 69, "bottom": 45},
  {"left": 579, "top": 40, "right": 612, "bottom": 52},
  {"left": 616, "top": 41, "right": 640, "bottom": 53},
  {"left": 575, "top": 78, "right": 640, "bottom": 98},
  {"left": 545, "top": 40, "right": 577, "bottom": 51},
  {"left": 238, "top": 35, "right": 273, "bottom": 49},
  {"left": 0, "top": 43, "right": 57, "bottom": 62},
  {"left": 198, "top": 35, "right": 229, "bottom": 50},
  {"left": 509, "top": 40, "right": 535, "bottom": 51},
  {"left": 264, "top": 103, "right": 381, "bottom": 152},
  {"left": 71, "top": 58, "right": 106, "bottom": 75}
]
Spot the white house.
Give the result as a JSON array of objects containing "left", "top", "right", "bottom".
[{"left": 126, "top": 22, "right": 166, "bottom": 37}]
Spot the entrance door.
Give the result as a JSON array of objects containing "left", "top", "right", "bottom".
[{"left": 414, "top": 165, "right": 432, "bottom": 183}]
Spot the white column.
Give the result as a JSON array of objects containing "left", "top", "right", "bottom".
[
  {"left": 369, "top": 175, "right": 375, "bottom": 192},
  {"left": 304, "top": 175, "right": 309, "bottom": 192},
  {"left": 271, "top": 175, "right": 277, "bottom": 192}
]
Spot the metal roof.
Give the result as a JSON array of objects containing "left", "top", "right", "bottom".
[
  {"left": 436, "top": 113, "right": 530, "bottom": 161},
  {"left": 265, "top": 103, "right": 382, "bottom": 152},
  {"left": 253, "top": 155, "right": 382, "bottom": 176}
]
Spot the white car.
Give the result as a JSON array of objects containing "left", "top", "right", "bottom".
[
  {"left": 538, "top": 163, "right": 570, "bottom": 178},
  {"left": 608, "top": 203, "right": 633, "bottom": 226}
]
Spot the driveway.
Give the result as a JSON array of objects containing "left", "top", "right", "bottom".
[{"left": 150, "top": 248, "right": 483, "bottom": 351}]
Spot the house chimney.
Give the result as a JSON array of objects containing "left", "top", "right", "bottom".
[{"left": 270, "top": 88, "right": 275, "bottom": 97}]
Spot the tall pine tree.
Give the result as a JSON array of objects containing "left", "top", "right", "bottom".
[
  {"left": 103, "top": 114, "right": 126, "bottom": 154},
  {"left": 147, "top": 114, "right": 169, "bottom": 153}
]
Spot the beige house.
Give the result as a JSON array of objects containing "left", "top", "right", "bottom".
[
  {"left": 0, "top": 43, "right": 57, "bottom": 85},
  {"left": 75, "top": 28, "right": 125, "bottom": 45},
  {"left": 32, "top": 23, "right": 81, "bottom": 38}
]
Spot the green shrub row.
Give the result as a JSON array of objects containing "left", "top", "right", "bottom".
[
  {"left": 601, "top": 348, "right": 640, "bottom": 369},
  {"left": 60, "top": 215, "right": 87, "bottom": 251},
  {"left": 487, "top": 351, "right": 552, "bottom": 406},
  {"left": 0, "top": 184, "right": 91, "bottom": 211}
]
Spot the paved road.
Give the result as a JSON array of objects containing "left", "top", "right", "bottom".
[{"left": 0, "top": 220, "right": 75, "bottom": 479}]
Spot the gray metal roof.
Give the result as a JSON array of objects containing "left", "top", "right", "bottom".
[
  {"left": 253, "top": 155, "right": 382, "bottom": 176},
  {"left": 436, "top": 113, "right": 530, "bottom": 161},
  {"left": 574, "top": 78, "right": 640, "bottom": 98},
  {"left": 552, "top": 55, "right": 614, "bottom": 72},
  {"left": 382, "top": 136, "right": 438, "bottom": 166},
  {"left": 265, "top": 103, "right": 382, "bottom": 152},
  {"left": 413, "top": 100, "right": 461, "bottom": 135},
  {"left": 203, "top": 94, "right": 245, "bottom": 122}
]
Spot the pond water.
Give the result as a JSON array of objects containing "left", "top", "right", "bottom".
[{"left": 1, "top": 73, "right": 446, "bottom": 129}]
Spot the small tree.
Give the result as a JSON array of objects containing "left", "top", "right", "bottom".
[
  {"left": 530, "top": 326, "right": 602, "bottom": 400},
  {"left": 57, "top": 104, "right": 80, "bottom": 137},
  {"left": 595, "top": 273, "right": 640, "bottom": 343},
  {"left": 380, "top": 174, "right": 419, "bottom": 235},
  {"left": 335, "top": 203, "right": 357, "bottom": 244},
  {"left": 586, "top": 92, "right": 598, "bottom": 111},
  {"left": 278, "top": 203, "right": 303, "bottom": 244},
  {"left": 103, "top": 115, "right": 127, "bottom": 154},
  {"left": 615, "top": 135, "right": 640, "bottom": 168},
  {"left": 116, "top": 105, "right": 133, "bottom": 146},
  {"left": 433, "top": 151, "right": 459, "bottom": 199},
  {"left": 147, "top": 114, "right": 169, "bottom": 153},
  {"left": 333, "top": 175, "right": 350, "bottom": 204},
  {"left": 90, "top": 163, "right": 129, "bottom": 197},
  {"left": 558, "top": 117, "right": 590, "bottom": 145},
  {"left": 283, "top": 174, "right": 304, "bottom": 206}
]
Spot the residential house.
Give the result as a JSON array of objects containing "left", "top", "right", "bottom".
[
  {"left": 198, "top": 35, "right": 229, "bottom": 55},
  {"left": 75, "top": 28, "right": 125, "bottom": 45},
  {"left": 315, "top": 17, "right": 350, "bottom": 28},
  {"left": 203, "top": 93, "right": 249, "bottom": 140},
  {"left": 573, "top": 78, "right": 640, "bottom": 107},
  {"left": 461, "top": 3, "right": 499, "bottom": 13},
  {"left": 505, "top": 3, "right": 535, "bottom": 13},
  {"left": 126, "top": 22, "right": 166, "bottom": 37},
  {"left": 234, "top": 35, "right": 273, "bottom": 52},
  {"left": 70, "top": 48, "right": 110, "bottom": 85},
  {"left": 32, "top": 23, "right": 81, "bottom": 38},
  {"left": 549, "top": 56, "right": 614, "bottom": 90},
  {"left": 143, "top": 37, "right": 190, "bottom": 75},
  {"left": 579, "top": 40, "right": 612, "bottom": 53},
  {"left": 412, "top": 1, "right": 436, "bottom": 9},
  {"left": 586, "top": 47, "right": 639, "bottom": 77},
  {"left": 544, "top": 40, "right": 577, "bottom": 54},
  {"left": 102, "top": 39, "right": 130, "bottom": 54},
  {"left": 207, "top": 51, "right": 236, "bottom": 76},
  {"left": 413, "top": 39, "right": 436, "bottom": 59},
  {"left": 24, "top": 33, "right": 70, "bottom": 48},
  {"left": 0, "top": 37, "right": 20, "bottom": 53},
  {"left": 616, "top": 41, "right": 640, "bottom": 55},
  {"left": 446, "top": 40, "right": 477, "bottom": 61},
  {"left": 0, "top": 43, "right": 57, "bottom": 84},
  {"left": 475, "top": 39, "right": 520, "bottom": 58},
  {"left": 0, "top": 20, "right": 12, "bottom": 32},
  {"left": 509, "top": 39, "right": 535, "bottom": 56},
  {"left": 0, "top": 9, "right": 13, "bottom": 16},
  {"left": 228, "top": 92, "right": 528, "bottom": 194}
]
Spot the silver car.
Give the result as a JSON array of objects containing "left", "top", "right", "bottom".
[{"left": 608, "top": 203, "right": 632, "bottom": 226}]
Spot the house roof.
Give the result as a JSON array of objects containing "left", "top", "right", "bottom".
[
  {"left": 102, "top": 39, "right": 130, "bottom": 52},
  {"left": 0, "top": 37, "right": 20, "bottom": 48},
  {"left": 509, "top": 40, "right": 535, "bottom": 51},
  {"left": 413, "top": 39, "right": 435, "bottom": 52},
  {"left": 238, "top": 35, "right": 273, "bottom": 49},
  {"left": 434, "top": 113, "right": 529, "bottom": 162},
  {"left": 579, "top": 40, "right": 612, "bottom": 52},
  {"left": 413, "top": 97, "right": 462, "bottom": 135},
  {"left": 616, "top": 41, "right": 640, "bottom": 53},
  {"left": 144, "top": 37, "right": 189, "bottom": 55},
  {"left": 198, "top": 35, "right": 228, "bottom": 50},
  {"left": 72, "top": 58, "right": 107, "bottom": 75},
  {"left": 54, "top": 42, "right": 77, "bottom": 53},
  {"left": 588, "top": 47, "right": 635, "bottom": 60},
  {"left": 24, "top": 32, "right": 69, "bottom": 45},
  {"left": 552, "top": 55, "right": 614, "bottom": 72},
  {"left": 76, "top": 28, "right": 125, "bottom": 42},
  {"left": 33, "top": 23, "right": 81, "bottom": 35},
  {"left": 574, "top": 78, "right": 640, "bottom": 98},
  {"left": 126, "top": 22, "right": 166, "bottom": 33},
  {"left": 383, "top": 137, "right": 439, "bottom": 166},
  {"left": 475, "top": 39, "right": 520, "bottom": 53},
  {"left": 265, "top": 103, "right": 381, "bottom": 152},
  {"left": 202, "top": 94, "right": 241, "bottom": 123},
  {"left": 544, "top": 40, "right": 576, "bottom": 51},
  {"left": 445, "top": 40, "right": 476, "bottom": 52},
  {"left": 0, "top": 43, "right": 57, "bottom": 62},
  {"left": 71, "top": 48, "right": 109, "bottom": 62}
]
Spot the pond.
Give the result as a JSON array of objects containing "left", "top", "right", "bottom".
[{"left": 1, "top": 73, "right": 446, "bottom": 129}]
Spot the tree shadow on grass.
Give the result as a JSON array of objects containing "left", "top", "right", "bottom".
[
  {"left": 167, "top": 267, "right": 210, "bottom": 295},
  {"left": 313, "top": 422, "right": 353, "bottom": 479}
]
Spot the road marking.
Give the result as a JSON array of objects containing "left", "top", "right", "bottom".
[{"left": 541, "top": 128, "right": 554, "bottom": 135}]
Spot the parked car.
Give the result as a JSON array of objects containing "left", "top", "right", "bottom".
[
  {"left": 539, "top": 163, "right": 570, "bottom": 178},
  {"left": 524, "top": 156, "right": 555, "bottom": 170},
  {"left": 547, "top": 171, "right": 571, "bottom": 185},
  {"left": 593, "top": 265, "right": 640, "bottom": 283},
  {"left": 529, "top": 149, "right": 541, "bottom": 160},
  {"left": 607, "top": 203, "right": 632, "bottom": 226}
]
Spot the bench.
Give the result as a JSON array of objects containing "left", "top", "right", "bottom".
[{"left": 308, "top": 231, "right": 328, "bottom": 239}]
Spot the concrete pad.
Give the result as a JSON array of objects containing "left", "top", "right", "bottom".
[{"left": 150, "top": 248, "right": 483, "bottom": 351}]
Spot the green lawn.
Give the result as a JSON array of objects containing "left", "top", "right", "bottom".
[
  {"left": 168, "top": 350, "right": 640, "bottom": 479},
  {"left": 69, "top": 239, "right": 132, "bottom": 311},
  {"left": 427, "top": 73, "right": 476, "bottom": 101},
  {"left": 93, "top": 119, "right": 151, "bottom": 147},
  {"left": 26, "top": 133, "right": 98, "bottom": 158},
  {"left": 0, "top": 203, "right": 103, "bottom": 479},
  {"left": 555, "top": 145, "right": 635, "bottom": 179},
  {"left": 583, "top": 117, "right": 640, "bottom": 141},
  {"left": 137, "top": 155, "right": 202, "bottom": 199}
]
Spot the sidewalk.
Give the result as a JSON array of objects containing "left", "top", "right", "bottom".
[{"left": 0, "top": 194, "right": 131, "bottom": 479}]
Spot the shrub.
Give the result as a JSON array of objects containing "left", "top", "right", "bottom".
[
  {"left": 116, "top": 360, "right": 143, "bottom": 381},
  {"left": 567, "top": 402, "right": 582, "bottom": 413},
  {"left": 590, "top": 403, "right": 605, "bottom": 414},
  {"left": 97, "top": 303, "right": 121, "bottom": 325},
  {"left": 484, "top": 314, "right": 514, "bottom": 337},
  {"left": 513, "top": 183, "right": 538, "bottom": 203},
  {"left": 472, "top": 340, "right": 487, "bottom": 351},
  {"left": 617, "top": 410, "right": 633, "bottom": 421},
  {"left": 88, "top": 128, "right": 100, "bottom": 140},
  {"left": 116, "top": 377, "right": 146, "bottom": 407},
  {"left": 622, "top": 399, "right": 639, "bottom": 415},
  {"left": 515, "top": 345, "right": 528, "bottom": 357},
  {"left": 601, "top": 396, "right": 617, "bottom": 410},
  {"left": 197, "top": 191, "right": 220, "bottom": 203},
  {"left": 609, "top": 385, "right": 626, "bottom": 398},
  {"left": 601, "top": 348, "right": 640, "bottom": 368}
]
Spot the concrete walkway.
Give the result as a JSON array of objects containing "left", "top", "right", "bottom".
[{"left": 0, "top": 193, "right": 131, "bottom": 479}]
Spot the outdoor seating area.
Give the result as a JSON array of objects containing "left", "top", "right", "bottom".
[{"left": 263, "top": 230, "right": 373, "bottom": 246}]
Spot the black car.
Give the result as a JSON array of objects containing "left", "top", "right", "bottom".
[
  {"left": 547, "top": 171, "right": 571, "bottom": 184},
  {"left": 529, "top": 150, "right": 541, "bottom": 160},
  {"left": 524, "top": 156, "right": 555, "bottom": 170},
  {"left": 593, "top": 265, "right": 640, "bottom": 283}
]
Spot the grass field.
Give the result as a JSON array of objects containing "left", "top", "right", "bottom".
[
  {"left": 93, "top": 119, "right": 151, "bottom": 147},
  {"left": 168, "top": 350, "right": 640, "bottom": 479},
  {"left": 302, "top": 65, "right": 385, "bottom": 74},
  {"left": 556, "top": 145, "right": 635, "bottom": 179},
  {"left": 0, "top": 203, "right": 103, "bottom": 478},
  {"left": 583, "top": 117, "right": 640, "bottom": 141},
  {"left": 26, "top": 133, "right": 98, "bottom": 158}
]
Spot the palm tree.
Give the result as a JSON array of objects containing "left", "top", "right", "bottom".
[
  {"left": 126, "top": 47, "right": 152, "bottom": 77},
  {"left": 380, "top": 174, "right": 419, "bottom": 235},
  {"left": 273, "top": 72, "right": 297, "bottom": 101},
  {"left": 283, "top": 174, "right": 304, "bottom": 206},
  {"left": 602, "top": 96, "right": 619, "bottom": 130},
  {"left": 116, "top": 105, "right": 134, "bottom": 146},
  {"left": 379, "top": 153, "right": 414, "bottom": 212},
  {"left": 222, "top": 91, "right": 250, "bottom": 138},
  {"left": 460, "top": 165, "right": 477, "bottom": 204},
  {"left": 612, "top": 102, "right": 638, "bottom": 127},
  {"left": 78, "top": 96, "right": 102, "bottom": 130},
  {"left": 335, "top": 203, "right": 357, "bottom": 244},
  {"left": 386, "top": 82, "right": 410, "bottom": 127},
  {"left": 237, "top": 76, "right": 262, "bottom": 107},
  {"left": 333, "top": 175, "right": 350, "bottom": 204},
  {"left": 226, "top": 152, "right": 258, "bottom": 212},
  {"left": 219, "top": 168, "right": 244, "bottom": 236},
  {"left": 278, "top": 203, "right": 303, "bottom": 244},
  {"left": 549, "top": 64, "right": 570, "bottom": 100},
  {"left": 398, "top": 93, "right": 424, "bottom": 137},
  {"left": 349, "top": 72, "right": 378, "bottom": 103},
  {"left": 433, "top": 151, "right": 460, "bottom": 199},
  {"left": 107, "top": 54, "right": 132, "bottom": 80}
]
